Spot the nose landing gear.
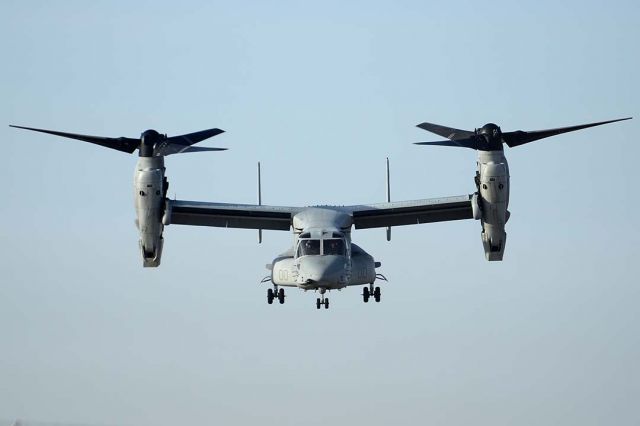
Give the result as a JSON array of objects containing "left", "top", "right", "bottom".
[
  {"left": 316, "top": 296, "right": 329, "bottom": 309},
  {"left": 316, "top": 288, "right": 329, "bottom": 309}
]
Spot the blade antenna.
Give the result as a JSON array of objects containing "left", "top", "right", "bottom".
[
  {"left": 386, "top": 157, "right": 391, "bottom": 242},
  {"left": 257, "top": 161, "right": 263, "bottom": 244}
]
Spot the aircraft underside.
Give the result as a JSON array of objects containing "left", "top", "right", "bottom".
[
  {"left": 264, "top": 243, "right": 387, "bottom": 309},
  {"left": 263, "top": 277, "right": 386, "bottom": 310}
]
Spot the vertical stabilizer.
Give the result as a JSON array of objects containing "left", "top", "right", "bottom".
[
  {"left": 258, "top": 161, "right": 263, "bottom": 243},
  {"left": 386, "top": 157, "right": 391, "bottom": 241}
]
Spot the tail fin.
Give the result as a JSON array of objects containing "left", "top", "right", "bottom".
[
  {"left": 257, "top": 161, "right": 263, "bottom": 243},
  {"left": 386, "top": 157, "right": 391, "bottom": 241}
]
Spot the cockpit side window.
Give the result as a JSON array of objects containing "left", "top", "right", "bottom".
[
  {"left": 323, "top": 239, "right": 345, "bottom": 256},
  {"left": 297, "top": 239, "right": 320, "bottom": 257}
]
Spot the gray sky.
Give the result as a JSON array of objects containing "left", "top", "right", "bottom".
[{"left": 1, "top": 1, "right": 638, "bottom": 425}]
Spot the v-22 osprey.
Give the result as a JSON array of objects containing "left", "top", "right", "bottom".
[{"left": 11, "top": 117, "right": 631, "bottom": 309}]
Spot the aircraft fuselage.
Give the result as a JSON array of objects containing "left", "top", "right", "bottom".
[{"left": 268, "top": 208, "right": 379, "bottom": 291}]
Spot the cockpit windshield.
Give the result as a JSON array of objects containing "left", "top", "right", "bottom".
[
  {"left": 296, "top": 237, "right": 346, "bottom": 257},
  {"left": 323, "top": 239, "right": 346, "bottom": 256},
  {"left": 298, "top": 239, "right": 320, "bottom": 256}
]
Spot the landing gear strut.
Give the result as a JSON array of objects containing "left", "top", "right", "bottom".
[
  {"left": 362, "top": 283, "right": 381, "bottom": 303},
  {"left": 316, "top": 288, "right": 329, "bottom": 309},
  {"left": 267, "top": 285, "right": 285, "bottom": 305}
]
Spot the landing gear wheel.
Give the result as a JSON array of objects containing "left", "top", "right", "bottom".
[
  {"left": 316, "top": 298, "right": 321, "bottom": 309},
  {"left": 267, "top": 288, "right": 274, "bottom": 305},
  {"left": 324, "top": 298, "right": 329, "bottom": 309},
  {"left": 363, "top": 286, "right": 370, "bottom": 303},
  {"left": 374, "top": 286, "right": 381, "bottom": 303},
  {"left": 278, "top": 288, "right": 285, "bottom": 304}
]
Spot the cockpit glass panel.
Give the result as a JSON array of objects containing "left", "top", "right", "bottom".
[
  {"left": 323, "top": 239, "right": 345, "bottom": 256},
  {"left": 298, "top": 239, "right": 320, "bottom": 256}
]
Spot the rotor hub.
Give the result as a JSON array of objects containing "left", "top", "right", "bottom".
[
  {"left": 478, "top": 123, "right": 503, "bottom": 150},
  {"left": 140, "top": 129, "right": 163, "bottom": 157}
]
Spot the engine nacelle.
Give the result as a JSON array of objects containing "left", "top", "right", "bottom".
[
  {"left": 476, "top": 151, "right": 510, "bottom": 261},
  {"left": 134, "top": 156, "right": 166, "bottom": 267}
]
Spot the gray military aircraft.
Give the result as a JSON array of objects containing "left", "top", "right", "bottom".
[{"left": 10, "top": 117, "right": 631, "bottom": 309}]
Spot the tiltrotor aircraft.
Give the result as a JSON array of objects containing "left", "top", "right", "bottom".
[{"left": 11, "top": 117, "right": 631, "bottom": 309}]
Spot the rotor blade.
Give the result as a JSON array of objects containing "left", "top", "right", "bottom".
[
  {"left": 10, "top": 125, "right": 139, "bottom": 153},
  {"left": 416, "top": 122, "right": 475, "bottom": 140},
  {"left": 155, "top": 127, "right": 226, "bottom": 156},
  {"left": 502, "top": 117, "right": 632, "bottom": 148},
  {"left": 415, "top": 137, "right": 478, "bottom": 149},
  {"left": 161, "top": 145, "right": 228, "bottom": 155},
  {"left": 165, "top": 128, "right": 225, "bottom": 146}
]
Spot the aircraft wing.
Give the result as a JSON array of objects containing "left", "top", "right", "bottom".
[
  {"left": 346, "top": 195, "right": 473, "bottom": 229},
  {"left": 166, "top": 200, "right": 301, "bottom": 231}
]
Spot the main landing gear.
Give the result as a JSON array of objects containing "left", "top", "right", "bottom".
[
  {"left": 267, "top": 285, "right": 285, "bottom": 305},
  {"left": 260, "top": 277, "right": 285, "bottom": 306},
  {"left": 316, "top": 288, "right": 329, "bottom": 310},
  {"left": 362, "top": 283, "right": 381, "bottom": 303}
]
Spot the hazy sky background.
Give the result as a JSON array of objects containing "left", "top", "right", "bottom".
[{"left": 1, "top": 1, "right": 638, "bottom": 425}]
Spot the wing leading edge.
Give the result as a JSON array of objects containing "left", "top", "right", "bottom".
[
  {"left": 167, "top": 195, "right": 473, "bottom": 231},
  {"left": 347, "top": 195, "right": 473, "bottom": 229},
  {"left": 167, "top": 200, "right": 300, "bottom": 231}
]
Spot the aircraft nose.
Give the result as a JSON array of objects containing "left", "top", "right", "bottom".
[{"left": 298, "top": 255, "right": 346, "bottom": 284}]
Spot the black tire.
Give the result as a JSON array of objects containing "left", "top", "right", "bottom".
[
  {"left": 316, "top": 298, "right": 321, "bottom": 309},
  {"left": 363, "top": 286, "right": 370, "bottom": 303},
  {"left": 324, "top": 298, "right": 329, "bottom": 309},
  {"left": 267, "top": 288, "right": 274, "bottom": 305},
  {"left": 278, "top": 288, "right": 285, "bottom": 304},
  {"left": 374, "top": 286, "right": 381, "bottom": 303}
]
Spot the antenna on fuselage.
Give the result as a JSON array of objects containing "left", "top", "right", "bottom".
[
  {"left": 258, "top": 161, "right": 262, "bottom": 243},
  {"left": 386, "top": 157, "right": 391, "bottom": 242}
]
